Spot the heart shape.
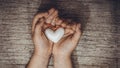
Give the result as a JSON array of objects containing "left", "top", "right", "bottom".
[{"left": 45, "top": 28, "right": 64, "bottom": 43}]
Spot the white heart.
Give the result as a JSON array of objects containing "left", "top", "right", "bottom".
[{"left": 45, "top": 28, "right": 64, "bottom": 43}]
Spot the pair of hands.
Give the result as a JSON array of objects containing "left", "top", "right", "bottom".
[{"left": 32, "top": 8, "right": 81, "bottom": 61}]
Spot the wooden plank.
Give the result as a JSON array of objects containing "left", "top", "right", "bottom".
[{"left": 0, "top": 0, "right": 119, "bottom": 68}]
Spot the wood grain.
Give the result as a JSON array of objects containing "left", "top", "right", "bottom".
[{"left": 0, "top": 0, "right": 119, "bottom": 68}]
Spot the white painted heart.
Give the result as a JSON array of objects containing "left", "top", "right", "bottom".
[{"left": 45, "top": 28, "right": 64, "bottom": 43}]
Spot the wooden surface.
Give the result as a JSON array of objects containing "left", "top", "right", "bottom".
[{"left": 0, "top": 0, "right": 120, "bottom": 68}]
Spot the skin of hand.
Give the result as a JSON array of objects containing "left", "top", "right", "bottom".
[
  {"left": 32, "top": 8, "right": 58, "bottom": 56},
  {"left": 53, "top": 21, "right": 81, "bottom": 57},
  {"left": 27, "top": 8, "right": 58, "bottom": 68},
  {"left": 53, "top": 19, "right": 81, "bottom": 68},
  {"left": 27, "top": 7, "right": 81, "bottom": 68}
]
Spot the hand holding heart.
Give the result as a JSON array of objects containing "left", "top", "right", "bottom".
[
  {"left": 31, "top": 8, "right": 58, "bottom": 57},
  {"left": 28, "top": 8, "right": 82, "bottom": 68},
  {"left": 45, "top": 28, "right": 64, "bottom": 43},
  {"left": 31, "top": 8, "right": 81, "bottom": 62}
]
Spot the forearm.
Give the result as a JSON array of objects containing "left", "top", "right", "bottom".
[
  {"left": 27, "top": 51, "right": 50, "bottom": 68},
  {"left": 54, "top": 56, "right": 73, "bottom": 68}
]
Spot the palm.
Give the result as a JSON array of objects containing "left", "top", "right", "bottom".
[
  {"left": 31, "top": 8, "right": 57, "bottom": 55},
  {"left": 33, "top": 32, "right": 51, "bottom": 48},
  {"left": 32, "top": 18, "right": 53, "bottom": 56},
  {"left": 52, "top": 22, "right": 81, "bottom": 57},
  {"left": 52, "top": 24, "right": 81, "bottom": 68},
  {"left": 53, "top": 36, "right": 76, "bottom": 56}
]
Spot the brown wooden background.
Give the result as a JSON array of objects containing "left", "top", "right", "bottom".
[{"left": 0, "top": 0, "right": 120, "bottom": 68}]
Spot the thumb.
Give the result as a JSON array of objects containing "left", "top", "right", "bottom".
[
  {"left": 32, "top": 13, "right": 48, "bottom": 34},
  {"left": 72, "top": 24, "right": 81, "bottom": 42},
  {"left": 34, "top": 18, "right": 45, "bottom": 35}
]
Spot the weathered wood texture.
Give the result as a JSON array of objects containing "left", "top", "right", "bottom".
[{"left": 0, "top": 0, "right": 119, "bottom": 68}]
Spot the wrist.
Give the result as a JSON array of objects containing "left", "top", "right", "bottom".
[
  {"left": 34, "top": 46, "right": 52, "bottom": 58},
  {"left": 53, "top": 55, "right": 73, "bottom": 68},
  {"left": 27, "top": 53, "right": 50, "bottom": 68},
  {"left": 54, "top": 54, "right": 71, "bottom": 61},
  {"left": 53, "top": 52, "right": 72, "bottom": 58},
  {"left": 33, "top": 50, "right": 51, "bottom": 59},
  {"left": 33, "top": 53, "right": 50, "bottom": 65}
]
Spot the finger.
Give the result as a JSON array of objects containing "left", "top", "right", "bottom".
[
  {"left": 46, "top": 8, "right": 55, "bottom": 19},
  {"left": 43, "top": 23, "right": 52, "bottom": 30},
  {"left": 48, "top": 8, "right": 55, "bottom": 16},
  {"left": 64, "top": 28, "right": 74, "bottom": 35},
  {"left": 42, "top": 8, "right": 55, "bottom": 24},
  {"left": 56, "top": 19, "right": 63, "bottom": 26},
  {"left": 63, "top": 33, "right": 72, "bottom": 37},
  {"left": 71, "top": 23, "right": 76, "bottom": 31},
  {"left": 46, "top": 10, "right": 58, "bottom": 24},
  {"left": 72, "top": 24, "right": 81, "bottom": 41},
  {"left": 51, "top": 11, "right": 58, "bottom": 25},
  {"left": 32, "top": 12, "right": 48, "bottom": 34},
  {"left": 65, "top": 28, "right": 70, "bottom": 34},
  {"left": 34, "top": 18, "right": 45, "bottom": 35},
  {"left": 54, "top": 17, "right": 59, "bottom": 25},
  {"left": 51, "top": 18, "right": 56, "bottom": 26},
  {"left": 61, "top": 22, "right": 67, "bottom": 28},
  {"left": 43, "top": 24, "right": 49, "bottom": 29},
  {"left": 33, "top": 8, "right": 55, "bottom": 32},
  {"left": 66, "top": 25, "right": 71, "bottom": 29}
]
